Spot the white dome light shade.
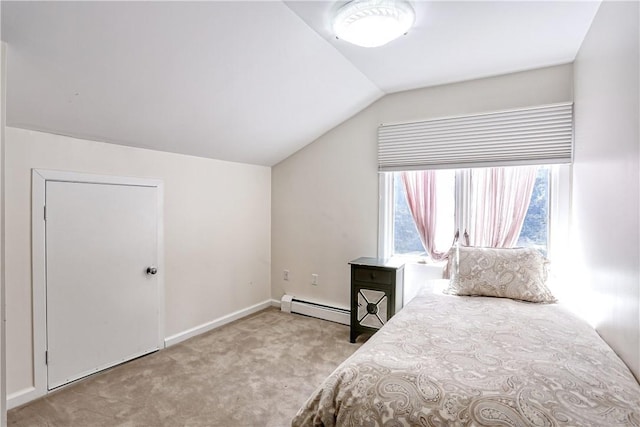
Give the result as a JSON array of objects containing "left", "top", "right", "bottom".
[{"left": 333, "top": 0, "right": 415, "bottom": 48}]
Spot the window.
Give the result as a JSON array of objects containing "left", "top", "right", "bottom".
[
  {"left": 377, "top": 104, "right": 573, "bottom": 262},
  {"left": 385, "top": 165, "right": 559, "bottom": 259},
  {"left": 393, "top": 175, "right": 424, "bottom": 255},
  {"left": 516, "top": 167, "right": 550, "bottom": 252}
]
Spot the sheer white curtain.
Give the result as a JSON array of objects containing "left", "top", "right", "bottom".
[
  {"left": 467, "top": 166, "right": 538, "bottom": 247},
  {"left": 401, "top": 171, "right": 448, "bottom": 261},
  {"left": 402, "top": 166, "right": 538, "bottom": 261}
]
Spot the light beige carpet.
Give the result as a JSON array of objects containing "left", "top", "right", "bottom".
[{"left": 8, "top": 307, "right": 362, "bottom": 426}]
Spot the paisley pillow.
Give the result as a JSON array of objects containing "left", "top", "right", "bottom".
[{"left": 446, "top": 246, "right": 556, "bottom": 303}]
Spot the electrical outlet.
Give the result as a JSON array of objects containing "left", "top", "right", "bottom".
[
  {"left": 283, "top": 270, "right": 290, "bottom": 281},
  {"left": 311, "top": 274, "right": 318, "bottom": 286}
]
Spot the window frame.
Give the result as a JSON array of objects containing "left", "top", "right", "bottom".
[{"left": 378, "top": 165, "right": 571, "bottom": 262}]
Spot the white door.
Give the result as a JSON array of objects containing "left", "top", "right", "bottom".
[{"left": 45, "top": 180, "right": 160, "bottom": 389}]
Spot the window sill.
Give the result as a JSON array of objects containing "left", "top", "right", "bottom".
[{"left": 389, "top": 254, "right": 446, "bottom": 267}]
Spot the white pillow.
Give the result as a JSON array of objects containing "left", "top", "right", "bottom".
[{"left": 446, "top": 246, "right": 556, "bottom": 303}]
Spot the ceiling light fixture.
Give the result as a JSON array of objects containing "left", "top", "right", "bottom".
[{"left": 332, "top": 0, "right": 415, "bottom": 48}]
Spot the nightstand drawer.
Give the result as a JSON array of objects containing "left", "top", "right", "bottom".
[{"left": 353, "top": 267, "right": 392, "bottom": 285}]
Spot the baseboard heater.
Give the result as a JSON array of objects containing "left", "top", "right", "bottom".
[{"left": 281, "top": 294, "right": 350, "bottom": 325}]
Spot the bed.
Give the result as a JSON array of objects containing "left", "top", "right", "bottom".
[{"left": 292, "top": 275, "right": 640, "bottom": 426}]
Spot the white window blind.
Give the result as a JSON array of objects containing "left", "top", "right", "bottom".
[{"left": 378, "top": 103, "right": 573, "bottom": 171}]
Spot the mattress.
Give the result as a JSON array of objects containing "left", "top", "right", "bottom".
[{"left": 292, "top": 284, "right": 640, "bottom": 426}]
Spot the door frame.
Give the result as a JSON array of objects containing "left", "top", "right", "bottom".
[{"left": 30, "top": 169, "right": 164, "bottom": 403}]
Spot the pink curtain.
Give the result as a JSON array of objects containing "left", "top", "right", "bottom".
[
  {"left": 401, "top": 171, "right": 448, "bottom": 261},
  {"left": 467, "top": 166, "right": 538, "bottom": 248}
]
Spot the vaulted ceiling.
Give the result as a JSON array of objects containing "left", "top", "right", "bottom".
[{"left": 1, "top": 1, "right": 601, "bottom": 166}]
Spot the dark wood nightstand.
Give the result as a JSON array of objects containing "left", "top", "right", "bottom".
[{"left": 348, "top": 257, "right": 404, "bottom": 343}]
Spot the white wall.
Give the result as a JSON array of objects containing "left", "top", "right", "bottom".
[
  {"left": 1, "top": 41, "right": 6, "bottom": 426},
  {"left": 5, "top": 128, "right": 271, "bottom": 401},
  {"left": 272, "top": 64, "right": 574, "bottom": 309},
  {"left": 572, "top": 0, "right": 639, "bottom": 379}
]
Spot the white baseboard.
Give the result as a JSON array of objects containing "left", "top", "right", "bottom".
[
  {"left": 164, "top": 299, "right": 273, "bottom": 348},
  {"left": 7, "top": 386, "right": 40, "bottom": 410},
  {"left": 270, "top": 298, "right": 281, "bottom": 308}
]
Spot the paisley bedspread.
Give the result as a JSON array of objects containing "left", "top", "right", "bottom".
[{"left": 292, "top": 284, "right": 640, "bottom": 426}]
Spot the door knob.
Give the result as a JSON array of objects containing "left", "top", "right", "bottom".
[{"left": 146, "top": 266, "right": 158, "bottom": 275}]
